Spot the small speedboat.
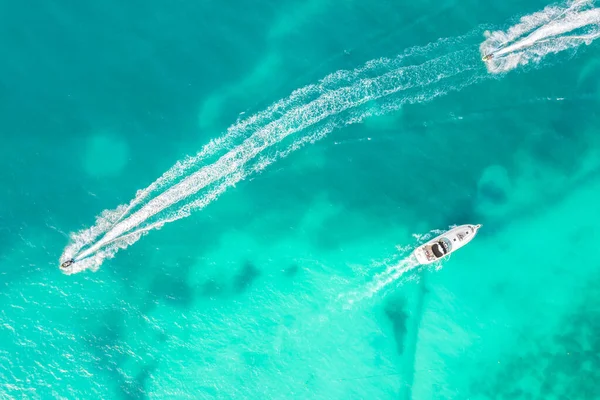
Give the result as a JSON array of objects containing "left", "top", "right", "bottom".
[
  {"left": 60, "top": 259, "right": 74, "bottom": 269},
  {"left": 413, "top": 224, "right": 481, "bottom": 265}
]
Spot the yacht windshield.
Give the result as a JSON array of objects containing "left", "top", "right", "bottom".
[{"left": 431, "top": 241, "right": 448, "bottom": 258}]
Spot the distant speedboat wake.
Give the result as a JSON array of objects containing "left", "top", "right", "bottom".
[{"left": 481, "top": 0, "right": 600, "bottom": 73}]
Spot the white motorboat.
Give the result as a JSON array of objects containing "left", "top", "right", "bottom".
[{"left": 413, "top": 224, "right": 482, "bottom": 265}]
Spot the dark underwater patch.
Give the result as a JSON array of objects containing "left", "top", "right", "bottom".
[
  {"left": 283, "top": 263, "right": 299, "bottom": 277},
  {"left": 469, "top": 277, "right": 600, "bottom": 399},
  {"left": 233, "top": 261, "right": 261, "bottom": 293},
  {"left": 84, "top": 309, "right": 128, "bottom": 395},
  {"left": 118, "top": 363, "right": 156, "bottom": 400},
  {"left": 384, "top": 296, "right": 408, "bottom": 356},
  {"left": 479, "top": 182, "right": 508, "bottom": 204}
]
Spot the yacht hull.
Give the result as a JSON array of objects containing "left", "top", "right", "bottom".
[{"left": 413, "top": 224, "right": 481, "bottom": 265}]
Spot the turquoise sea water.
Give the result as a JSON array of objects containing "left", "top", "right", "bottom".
[{"left": 2, "top": 0, "right": 600, "bottom": 398}]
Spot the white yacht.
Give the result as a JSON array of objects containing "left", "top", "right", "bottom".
[{"left": 413, "top": 224, "right": 481, "bottom": 265}]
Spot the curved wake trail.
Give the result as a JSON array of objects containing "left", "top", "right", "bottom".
[
  {"left": 105, "top": 33, "right": 476, "bottom": 231},
  {"left": 61, "top": 39, "right": 482, "bottom": 273},
  {"left": 481, "top": 0, "right": 600, "bottom": 73}
]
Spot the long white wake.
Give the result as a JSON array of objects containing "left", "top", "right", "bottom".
[
  {"left": 60, "top": 37, "right": 482, "bottom": 274},
  {"left": 61, "top": 1, "right": 599, "bottom": 274},
  {"left": 481, "top": 0, "right": 600, "bottom": 73}
]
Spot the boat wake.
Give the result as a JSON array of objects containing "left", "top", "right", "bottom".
[
  {"left": 343, "top": 256, "right": 422, "bottom": 306},
  {"left": 481, "top": 0, "right": 600, "bottom": 73},
  {"left": 340, "top": 229, "right": 446, "bottom": 306},
  {"left": 60, "top": 35, "right": 483, "bottom": 274}
]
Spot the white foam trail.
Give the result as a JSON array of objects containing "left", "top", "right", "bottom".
[
  {"left": 495, "top": 9, "right": 599, "bottom": 56},
  {"left": 107, "top": 33, "right": 478, "bottom": 229},
  {"left": 340, "top": 227, "right": 453, "bottom": 305},
  {"left": 62, "top": 174, "right": 242, "bottom": 274},
  {"left": 61, "top": 129, "right": 329, "bottom": 274},
  {"left": 61, "top": 44, "right": 480, "bottom": 271},
  {"left": 362, "top": 255, "right": 421, "bottom": 298},
  {"left": 482, "top": 0, "right": 600, "bottom": 73},
  {"left": 342, "top": 255, "right": 421, "bottom": 306},
  {"left": 70, "top": 34, "right": 479, "bottom": 256}
]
